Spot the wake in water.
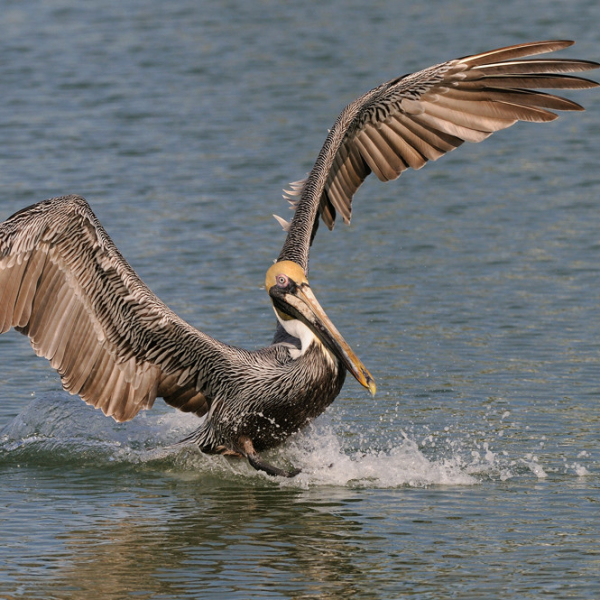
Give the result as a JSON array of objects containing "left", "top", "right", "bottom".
[{"left": 0, "top": 392, "right": 585, "bottom": 486}]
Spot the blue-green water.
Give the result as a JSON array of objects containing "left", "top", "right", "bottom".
[{"left": 1, "top": 1, "right": 600, "bottom": 598}]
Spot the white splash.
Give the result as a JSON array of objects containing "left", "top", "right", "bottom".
[
  {"left": 520, "top": 454, "right": 548, "bottom": 479},
  {"left": 279, "top": 427, "right": 478, "bottom": 488},
  {"left": 2, "top": 393, "right": 592, "bottom": 488}
]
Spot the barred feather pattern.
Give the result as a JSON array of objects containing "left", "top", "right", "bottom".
[
  {"left": 277, "top": 40, "right": 599, "bottom": 271},
  {"left": 0, "top": 195, "right": 345, "bottom": 452}
]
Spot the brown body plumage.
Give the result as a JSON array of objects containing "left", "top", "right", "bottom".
[{"left": 0, "top": 41, "right": 597, "bottom": 476}]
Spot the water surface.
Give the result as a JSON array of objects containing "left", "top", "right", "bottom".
[{"left": 1, "top": 1, "right": 600, "bottom": 598}]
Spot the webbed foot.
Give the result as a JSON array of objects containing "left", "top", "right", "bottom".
[
  {"left": 247, "top": 453, "right": 301, "bottom": 478},
  {"left": 238, "top": 435, "right": 301, "bottom": 478}
]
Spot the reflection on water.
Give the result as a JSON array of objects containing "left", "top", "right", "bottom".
[
  {"left": 50, "top": 485, "right": 371, "bottom": 599},
  {"left": 2, "top": 468, "right": 373, "bottom": 599}
]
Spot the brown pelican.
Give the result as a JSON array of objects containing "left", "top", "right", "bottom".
[{"left": 0, "top": 41, "right": 597, "bottom": 477}]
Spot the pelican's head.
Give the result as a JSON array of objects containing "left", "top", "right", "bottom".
[{"left": 265, "top": 260, "right": 376, "bottom": 396}]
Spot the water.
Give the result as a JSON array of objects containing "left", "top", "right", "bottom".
[{"left": 1, "top": 1, "right": 600, "bottom": 598}]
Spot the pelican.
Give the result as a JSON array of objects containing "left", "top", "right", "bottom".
[{"left": 0, "top": 41, "right": 597, "bottom": 477}]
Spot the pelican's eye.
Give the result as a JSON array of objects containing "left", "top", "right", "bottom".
[{"left": 276, "top": 274, "right": 289, "bottom": 288}]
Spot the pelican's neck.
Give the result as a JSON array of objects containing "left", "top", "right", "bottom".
[
  {"left": 273, "top": 308, "right": 320, "bottom": 359},
  {"left": 273, "top": 310, "right": 314, "bottom": 356}
]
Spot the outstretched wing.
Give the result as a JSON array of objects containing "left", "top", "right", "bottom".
[
  {"left": 0, "top": 195, "right": 239, "bottom": 422},
  {"left": 276, "top": 40, "right": 599, "bottom": 271}
]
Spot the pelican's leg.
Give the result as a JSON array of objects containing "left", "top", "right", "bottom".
[
  {"left": 215, "top": 446, "right": 243, "bottom": 457},
  {"left": 238, "top": 435, "right": 301, "bottom": 478}
]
